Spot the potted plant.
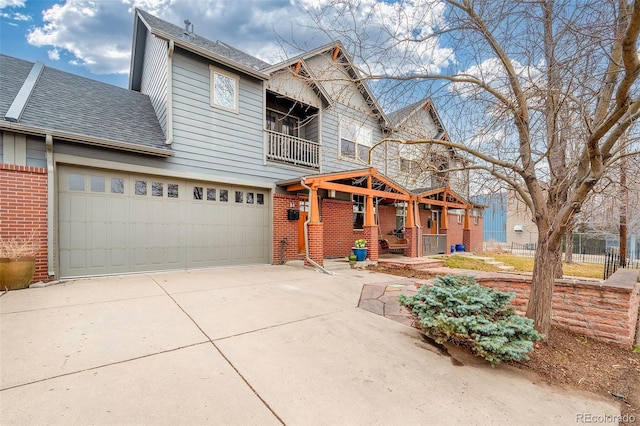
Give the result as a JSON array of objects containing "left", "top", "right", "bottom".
[
  {"left": 352, "top": 239, "right": 368, "bottom": 261},
  {"left": 0, "top": 233, "right": 38, "bottom": 290}
]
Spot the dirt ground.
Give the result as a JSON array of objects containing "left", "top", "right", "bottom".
[{"left": 371, "top": 266, "right": 640, "bottom": 424}]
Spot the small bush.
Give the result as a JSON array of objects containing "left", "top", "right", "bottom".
[{"left": 399, "top": 274, "right": 542, "bottom": 366}]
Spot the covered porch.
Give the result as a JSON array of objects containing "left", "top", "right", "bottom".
[{"left": 274, "top": 168, "right": 478, "bottom": 267}]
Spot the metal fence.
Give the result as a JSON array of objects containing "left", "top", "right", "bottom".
[{"left": 509, "top": 242, "right": 640, "bottom": 279}]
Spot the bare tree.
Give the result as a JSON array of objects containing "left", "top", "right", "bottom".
[{"left": 305, "top": 0, "right": 640, "bottom": 336}]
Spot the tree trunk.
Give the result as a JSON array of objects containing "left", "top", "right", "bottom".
[
  {"left": 526, "top": 234, "right": 562, "bottom": 338},
  {"left": 565, "top": 228, "right": 574, "bottom": 263}
]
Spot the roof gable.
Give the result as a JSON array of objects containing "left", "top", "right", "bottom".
[
  {"left": 130, "top": 8, "right": 270, "bottom": 90},
  {"left": 267, "top": 42, "right": 390, "bottom": 130}
]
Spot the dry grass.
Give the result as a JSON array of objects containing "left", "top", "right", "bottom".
[
  {"left": 0, "top": 233, "right": 40, "bottom": 259},
  {"left": 439, "top": 253, "right": 605, "bottom": 279},
  {"left": 489, "top": 253, "right": 604, "bottom": 279}
]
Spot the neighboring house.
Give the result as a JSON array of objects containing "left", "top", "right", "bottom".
[{"left": 0, "top": 9, "right": 482, "bottom": 282}]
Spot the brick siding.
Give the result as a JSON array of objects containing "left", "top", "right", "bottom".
[{"left": 0, "top": 164, "right": 48, "bottom": 283}]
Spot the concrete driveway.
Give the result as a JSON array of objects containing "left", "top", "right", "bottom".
[{"left": 1, "top": 262, "right": 619, "bottom": 425}]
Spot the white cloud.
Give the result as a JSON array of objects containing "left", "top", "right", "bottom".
[
  {"left": 23, "top": 0, "right": 452, "bottom": 79},
  {"left": 0, "top": 0, "right": 25, "bottom": 8},
  {"left": 47, "top": 48, "right": 60, "bottom": 60}
]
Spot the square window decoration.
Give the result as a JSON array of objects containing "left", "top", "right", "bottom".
[
  {"left": 91, "top": 176, "right": 105, "bottom": 193},
  {"left": 135, "top": 180, "right": 147, "bottom": 196},
  {"left": 152, "top": 182, "right": 164, "bottom": 197},
  {"left": 235, "top": 191, "right": 243, "bottom": 203},
  {"left": 69, "top": 174, "right": 85, "bottom": 191},
  {"left": 207, "top": 188, "right": 216, "bottom": 201},
  {"left": 210, "top": 66, "right": 238, "bottom": 112},
  {"left": 111, "top": 178, "right": 124, "bottom": 194},
  {"left": 247, "top": 192, "right": 254, "bottom": 204},
  {"left": 220, "top": 189, "right": 229, "bottom": 202},
  {"left": 193, "top": 186, "right": 203, "bottom": 200},
  {"left": 168, "top": 184, "right": 179, "bottom": 198},
  {"left": 256, "top": 193, "right": 264, "bottom": 205}
]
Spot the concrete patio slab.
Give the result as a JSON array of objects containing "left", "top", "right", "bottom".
[
  {"left": 1, "top": 294, "right": 206, "bottom": 389},
  {"left": 0, "top": 344, "right": 280, "bottom": 425},
  {"left": 0, "top": 274, "right": 165, "bottom": 313},
  {"left": 216, "top": 308, "right": 618, "bottom": 425},
  {"left": 0, "top": 264, "right": 622, "bottom": 425}
]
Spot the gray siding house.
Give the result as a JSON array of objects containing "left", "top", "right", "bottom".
[{"left": 0, "top": 9, "right": 467, "bottom": 280}]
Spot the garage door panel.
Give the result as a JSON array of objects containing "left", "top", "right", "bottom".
[{"left": 59, "top": 167, "right": 270, "bottom": 277}]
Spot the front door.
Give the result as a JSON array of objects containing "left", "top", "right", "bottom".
[{"left": 297, "top": 198, "right": 309, "bottom": 253}]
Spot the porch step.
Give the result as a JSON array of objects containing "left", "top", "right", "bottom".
[{"left": 378, "top": 257, "right": 444, "bottom": 269}]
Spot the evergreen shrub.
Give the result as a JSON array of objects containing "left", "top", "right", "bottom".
[{"left": 399, "top": 274, "right": 542, "bottom": 366}]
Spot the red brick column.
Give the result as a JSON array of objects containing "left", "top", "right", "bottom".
[
  {"left": 403, "top": 227, "right": 418, "bottom": 257},
  {"left": 0, "top": 164, "right": 49, "bottom": 283},
  {"left": 363, "top": 225, "right": 378, "bottom": 261},
  {"left": 272, "top": 194, "right": 299, "bottom": 265},
  {"left": 305, "top": 222, "right": 324, "bottom": 267},
  {"left": 463, "top": 229, "right": 471, "bottom": 252}
]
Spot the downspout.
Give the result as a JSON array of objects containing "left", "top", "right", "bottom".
[
  {"left": 46, "top": 134, "right": 55, "bottom": 278},
  {"left": 165, "top": 40, "right": 174, "bottom": 145},
  {"left": 300, "top": 179, "right": 334, "bottom": 275},
  {"left": 414, "top": 199, "right": 421, "bottom": 257}
]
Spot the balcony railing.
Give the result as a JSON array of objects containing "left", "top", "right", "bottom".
[{"left": 266, "top": 130, "right": 320, "bottom": 169}]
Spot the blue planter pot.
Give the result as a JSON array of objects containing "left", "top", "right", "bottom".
[{"left": 352, "top": 248, "right": 368, "bottom": 261}]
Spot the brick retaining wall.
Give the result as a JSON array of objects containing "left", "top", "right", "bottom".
[{"left": 475, "top": 269, "right": 640, "bottom": 348}]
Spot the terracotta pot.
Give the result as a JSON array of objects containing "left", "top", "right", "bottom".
[{"left": 0, "top": 256, "right": 36, "bottom": 290}]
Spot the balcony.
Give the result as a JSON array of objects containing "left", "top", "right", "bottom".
[{"left": 266, "top": 130, "right": 320, "bottom": 169}]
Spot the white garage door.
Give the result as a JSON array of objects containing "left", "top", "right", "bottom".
[{"left": 58, "top": 166, "right": 270, "bottom": 278}]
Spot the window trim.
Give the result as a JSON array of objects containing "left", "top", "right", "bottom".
[{"left": 209, "top": 65, "right": 239, "bottom": 113}]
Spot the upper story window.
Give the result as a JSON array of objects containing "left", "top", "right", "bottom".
[
  {"left": 400, "top": 158, "right": 420, "bottom": 174},
  {"left": 210, "top": 66, "right": 238, "bottom": 112},
  {"left": 341, "top": 121, "right": 372, "bottom": 162},
  {"left": 266, "top": 109, "right": 299, "bottom": 137}
]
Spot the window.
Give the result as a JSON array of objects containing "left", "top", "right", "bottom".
[
  {"left": 400, "top": 158, "right": 420, "bottom": 174},
  {"left": 256, "top": 193, "right": 264, "bottom": 205},
  {"left": 152, "top": 182, "right": 164, "bottom": 197},
  {"left": 111, "top": 178, "right": 124, "bottom": 194},
  {"left": 352, "top": 195, "right": 365, "bottom": 229},
  {"left": 207, "top": 188, "right": 216, "bottom": 201},
  {"left": 194, "top": 186, "right": 203, "bottom": 200},
  {"left": 247, "top": 192, "right": 254, "bottom": 204},
  {"left": 220, "top": 189, "right": 229, "bottom": 202},
  {"left": 135, "top": 180, "right": 147, "bottom": 196},
  {"left": 210, "top": 66, "right": 238, "bottom": 112},
  {"left": 90, "top": 176, "right": 105, "bottom": 192},
  {"left": 266, "top": 109, "right": 298, "bottom": 137},
  {"left": 341, "top": 121, "right": 372, "bottom": 162},
  {"left": 168, "top": 184, "right": 179, "bottom": 198},
  {"left": 235, "top": 191, "right": 243, "bottom": 203},
  {"left": 69, "top": 174, "right": 85, "bottom": 191}
]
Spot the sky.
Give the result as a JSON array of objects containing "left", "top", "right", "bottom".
[{"left": 0, "top": 0, "right": 454, "bottom": 90}]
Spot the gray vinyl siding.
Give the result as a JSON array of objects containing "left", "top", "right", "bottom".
[
  {"left": 26, "top": 135, "right": 46, "bottom": 168},
  {"left": 320, "top": 103, "right": 387, "bottom": 174},
  {"left": 53, "top": 50, "right": 307, "bottom": 185},
  {"left": 140, "top": 34, "right": 168, "bottom": 135}
]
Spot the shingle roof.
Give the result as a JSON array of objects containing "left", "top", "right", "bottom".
[
  {"left": 0, "top": 54, "right": 168, "bottom": 153},
  {"left": 137, "top": 9, "right": 271, "bottom": 71},
  {"left": 387, "top": 99, "right": 424, "bottom": 127}
]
